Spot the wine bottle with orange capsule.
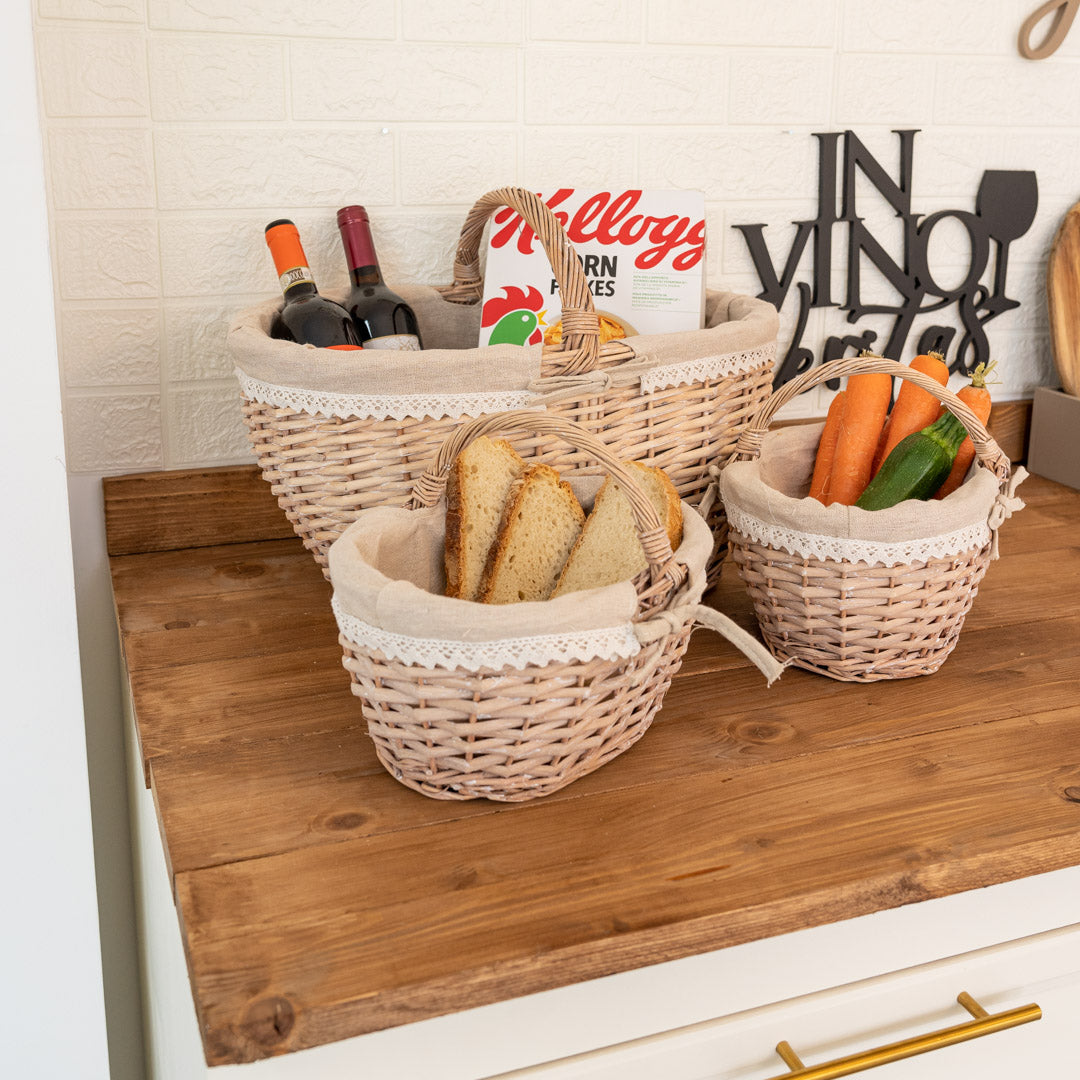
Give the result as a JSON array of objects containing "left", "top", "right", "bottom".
[{"left": 264, "top": 219, "right": 362, "bottom": 350}]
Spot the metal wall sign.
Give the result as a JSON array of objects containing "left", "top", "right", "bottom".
[{"left": 733, "top": 130, "right": 1038, "bottom": 389}]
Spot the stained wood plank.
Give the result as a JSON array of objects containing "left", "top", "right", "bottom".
[
  {"left": 177, "top": 706, "right": 1080, "bottom": 1063},
  {"left": 104, "top": 464, "right": 293, "bottom": 556}
]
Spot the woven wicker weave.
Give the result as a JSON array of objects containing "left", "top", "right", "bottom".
[
  {"left": 333, "top": 412, "right": 697, "bottom": 802},
  {"left": 237, "top": 187, "right": 776, "bottom": 584},
  {"left": 724, "top": 355, "right": 1017, "bottom": 683}
]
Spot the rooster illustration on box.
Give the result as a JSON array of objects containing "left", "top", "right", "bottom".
[{"left": 481, "top": 285, "right": 546, "bottom": 346}]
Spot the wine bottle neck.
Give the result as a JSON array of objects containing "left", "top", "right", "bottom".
[
  {"left": 337, "top": 205, "right": 384, "bottom": 285},
  {"left": 265, "top": 220, "right": 320, "bottom": 299}
]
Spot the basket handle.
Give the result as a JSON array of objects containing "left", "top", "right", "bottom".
[
  {"left": 735, "top": 354, "right": 1012, "bottom": 483},
  {"left": 409, "top": 410, "right": 682, "bottom": 596},
  {"left": 443, "top": 187, "right": 603, "bottom": 376}
]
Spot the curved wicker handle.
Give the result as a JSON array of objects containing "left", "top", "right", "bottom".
[
  {"left": 736, "top": 354, "right": 1012, "bottom": 482},
  {"left": 409, "top": 410, "right": 680, "bottom": 593},
  {"left": 446, "top": 187, "right": 602, "bottom": 376}
]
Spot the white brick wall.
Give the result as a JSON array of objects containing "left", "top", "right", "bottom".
[{"left": 34, "top": 0, "right": 1080, "bottom": 473}]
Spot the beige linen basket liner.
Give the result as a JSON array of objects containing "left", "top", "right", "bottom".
[
  {"left": 719, "top": 355, "right": 1027, "bottom": 682},
  {"left": 328, "top": 411, "right": 782, "bottom": 802},
  {"left": 230, "top": 187, "right": 778, "bottom": 585}
]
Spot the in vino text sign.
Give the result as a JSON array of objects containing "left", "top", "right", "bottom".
[{"left": 733, "top": 130, "right": 1038, "bottom": 388}]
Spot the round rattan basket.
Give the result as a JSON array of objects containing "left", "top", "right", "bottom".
[
  {"left": 719, "top": 355, "right": 1025, "bottom": 682},
  {"left": 329, "top": 411, "right": 718, "bottom": 802},
  {"left": 231, "top": 187, "right": 777, "bottom": 586}
]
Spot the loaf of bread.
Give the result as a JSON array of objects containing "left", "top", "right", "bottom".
[
  {"left": 444, "top": 436, "right": 527, "bottom": 601},
  {"left": 552, "top": 462, "right": 683, "bottom": 597},
  {"left": 478, "top": 463, "right": 585, "bottom": 604}
]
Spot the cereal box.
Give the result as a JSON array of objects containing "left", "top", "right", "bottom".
[{"left": 478, "top": 188, "right": 706, "bottom": 348}]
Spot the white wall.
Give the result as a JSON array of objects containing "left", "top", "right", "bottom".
[
  {"left": 0, "top": 2, "right": 110, "bottom": 1078},
  {"left": 26, "top": 2, "right": 1079, "bottom": 1077}
]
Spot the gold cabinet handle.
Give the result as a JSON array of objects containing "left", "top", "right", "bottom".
[{"left": 767, "top": 992, "right": 1041, "bottom": 1079}]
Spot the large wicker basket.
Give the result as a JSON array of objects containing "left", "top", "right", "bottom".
[
  {"left": 327, "top": 411, "right": 782, "bottom": 801},
  {"left": 231, "top": 187, "right": 777, "bottom": 585},
  {"left": 719, "top": 355, "right": 1027, "bottom": 682}
]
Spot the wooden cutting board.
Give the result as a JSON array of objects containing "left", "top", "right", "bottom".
[{"left": 1047, "top": 198, "right": 1080, "bottom": 396}]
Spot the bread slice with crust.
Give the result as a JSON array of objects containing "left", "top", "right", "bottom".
[
  {"left": 552, "top": 462, "right": 683, "bottom": 597},
  {"left": 444, "top": 436, "right": 527, "bottom": 601},
  {"left": 479, "top": 464, "right": 585, "bottom": 604}
]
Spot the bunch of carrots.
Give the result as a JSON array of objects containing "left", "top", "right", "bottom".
[{"left": 809, "top": 352, "right": 993, "bottom": 507}]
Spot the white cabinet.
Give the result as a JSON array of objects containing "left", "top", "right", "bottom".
[{"left": 491, "top": 921, "right": 1080, "bottom": 1078}]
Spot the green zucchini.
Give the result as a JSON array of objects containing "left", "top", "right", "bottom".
[{"left": 856, "top": 410, "right": 967, "bottom": 510}]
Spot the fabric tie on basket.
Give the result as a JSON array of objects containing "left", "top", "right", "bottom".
[
  {"left": 633, "top": 600, "right": 787, "bottom": 686},
  {"left": 987, "top": 466, "right": 1029, "bottom": 557}
]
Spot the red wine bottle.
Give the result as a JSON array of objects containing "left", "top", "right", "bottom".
[
  {"left": 265, "top": 219, "right": 362, "bottom": 350},
  {"left": 337, "top": 205, "right": 422, "bottom": 350}
]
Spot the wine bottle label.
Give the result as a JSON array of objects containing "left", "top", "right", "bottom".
[
  {"left": 362, "top": 334, "right": 421, "bottom": 351},
  {"left": 279, "top": 265, "right": 315, "bottom": 291}
]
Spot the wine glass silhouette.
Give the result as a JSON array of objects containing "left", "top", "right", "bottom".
[{"left": 975, "top": 170, "right": 1039, "bottom": 300}]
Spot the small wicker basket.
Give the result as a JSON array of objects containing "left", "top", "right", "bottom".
[
  {"left": 328, "top": 411, "right": 782, "bottom": 801},
  {"left": 231, "top": 187, "right": 777, "bottom": 586},
  {"left": 719, "top": 355, "right": 1026, "bottom": 682}
]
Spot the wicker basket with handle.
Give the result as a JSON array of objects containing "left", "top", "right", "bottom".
[
  {"left": 230, "top": 187, "right": 777, "bottom": 585},
  {"left": 327, "top": 410, "right": 784, "bottom": 802},
  {"left": 718, "top": 354, "right": 1028, "bottom": 682}
]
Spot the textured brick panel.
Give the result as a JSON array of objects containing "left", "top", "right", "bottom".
[
  {"left": 166, "top": 384, "right": 253, "bottom": 466},
  {"left": 47, "top": 126, "right": 154, "bottom": 209},
  {"left": 835, "top": 54, "right": 936, "bottom": 126},
  {"left": 729, "top": 53, "right": 833, "bottom": 125},
  {"left": 61, "top": 307, "right": 161, "bottom": 388},
  {"left": 164, "top": 301, "right": 252, "bottom": 382},
  {"left": 291, "top": 42, "right": 518, "bottom": 122},
  {"left": 56, "top": 219, "right": 160, "bottom": 301},
  {"left": 149, "top": 36, "right": 287, "bottom": 122},
  {"left": 404, "top": 0, "right": 524, "bottom": 42},
  {"left": 526, "top": 49, "right": 726, "bottom": 124},
  {"left": 148, "top": 0, "right": 395, "bottom": 38},
  {"left": 36, "top": 29, "right": 149, "bottom": 117},
  {"left": 528, "top": 0, "right": 641, "bottom": 41},
  {"left": 39, "top": 0, "right": 142, "bottom": 21},
  {"left": 65, "top": 392, "right": 163, "bottom": 471},
  {"left": 399, "top": 130, "right": 517, "bottom": 204},
  {"left": 648, "top": 0, "right": 835, "bottom": 47},
  {"left": 842, "top": 1, "right": 1009, "bottom": 54},
  {"left": 522, "top": 132, "right": 637, "bottom": 189},
  {"left": 154, "top": 129, "right": 394, "bottom": 210}
]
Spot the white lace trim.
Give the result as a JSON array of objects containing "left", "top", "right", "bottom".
[
  {"left": 639, "top": 343, "right": 775, "bottom": 393},
  {"left": 236, "top": 370, "right": 538, "bottom": 421},
  {"left": 332, "top": 596, "right": 642, "bottom": 671},
  {"left": 726, "top": 505, "right": 991, "bottom": 567}
]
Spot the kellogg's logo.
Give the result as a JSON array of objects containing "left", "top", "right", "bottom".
[{"left": 491, "top": 188, "right": 706, "bottom": 271}]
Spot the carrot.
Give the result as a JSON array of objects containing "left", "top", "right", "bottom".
[
  {"left": 934, "top": 361, "right": 994, "bottom": 499},
  {"left": 870, "top": 352, "right": 949, "bottom": 476},
  {"left": 827, "top": 370, "right": 893, "bottom": 505},
  {"left": 809, "top": 391, "right": 845, "bottom": 503}
]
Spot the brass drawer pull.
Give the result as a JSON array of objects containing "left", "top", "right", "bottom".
[{"left": 768, "top": 992, "right": 1041, "bottom": 1079}]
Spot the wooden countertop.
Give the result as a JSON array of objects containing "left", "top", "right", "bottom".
[{"left": 106, "top": 464, "right": 1080, "bottom": 1067}]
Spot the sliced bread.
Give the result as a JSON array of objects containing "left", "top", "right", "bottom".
[
  {"left": 444, "top": 436, "right": 527, "bottom": 601},
  {"left": 479, "top": 464, "right": 585, "bottom": 604},
  {"left": 552, "top": 462, "right": 683, "bottom": 597}
]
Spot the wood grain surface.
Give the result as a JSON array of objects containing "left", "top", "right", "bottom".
[
  {"left": 110, "top": 469, "right": 1080, "bottom": 1066},
  {"left": 1048, "top": 199, "right": 1080, "bottom": 396}
]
